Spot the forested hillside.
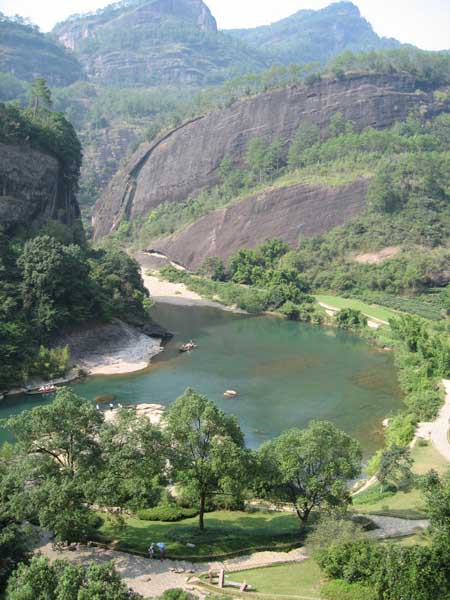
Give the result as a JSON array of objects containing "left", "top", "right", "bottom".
[
  {"left": 0, "top": 96, "right": 155, "bottom": 391},
  {"left": 0, "top": 13, "right": 83, "bottom": 90},
  {"left": 229, "top": 2, "right": 400, "bottom": 65}
]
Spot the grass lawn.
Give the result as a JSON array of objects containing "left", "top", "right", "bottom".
[
  {"left": 353, "top": 442, "right": 449, "bottom": 519},
  {"left": 315, "top": 295, "right": 400, "bottom": 324},
  {"left": 98, "top": 510, "right": 302, "bottom": 560},
  {"left": 216, "top": 560, "right": 323, "bottom": 599}
]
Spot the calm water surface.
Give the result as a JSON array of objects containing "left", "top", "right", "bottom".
[{"left": 0, "top": 303, "right": 402, "bottom": 455}]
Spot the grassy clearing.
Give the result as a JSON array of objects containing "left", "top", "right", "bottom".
[
  {"left": 98, "top": 510, "right": 302, "bottom": 560},
  {"left": 315, "top": 295, "right": 400, "bottom": 324},
  {"left": 217, "top": 561, "right": 323, "bottom": 599},
  {"left": 353, "top": 442, "right": 449, "bottom": 519}
]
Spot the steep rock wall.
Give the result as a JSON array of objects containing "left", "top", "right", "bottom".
[
  {"left": 93, "top": 73, "right": 430, "bottom": 239},
  {"left": 0, "top": 142, "right": 81, "bottom": 233},
  {"left": 151, "top": 179, "right": 369, "bottom": 270}
]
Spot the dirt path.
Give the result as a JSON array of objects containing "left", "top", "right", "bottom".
[
  {"left": 36, "top": 541, "right": 307, "bottom": 597},
  {"left": 416, "top": 380, "right": 450, "bottom": 461}
]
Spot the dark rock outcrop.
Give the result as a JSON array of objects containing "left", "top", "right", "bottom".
[
  {"left": 93, "top": 73, "right": 431, "bottom": 239},
  {"left": 0, "top": 142, "right": 81, "bottom": 233},
  {"left": 151, "top": 179, "right": 369, "bottom": 270}
]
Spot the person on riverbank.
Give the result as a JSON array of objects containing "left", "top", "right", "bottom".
[
  {"left": 148, "top": 543, "right": 155, "bottom": 559},
  {"left": 157, "top": 542, "right": 166, "bottom": 561}
]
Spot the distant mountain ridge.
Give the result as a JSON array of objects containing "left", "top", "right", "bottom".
[
  {"left": 52, "top": 0, "right": 265, "bottom": 86},
  {"left": 228, "top": 2, "right": 401, "bottom": 65},
  {"left": 0, "top": 13, "right": 83, "bottom": 86},
  {"left": 51, "top": 0, "right": 403, "bottom": 87}
]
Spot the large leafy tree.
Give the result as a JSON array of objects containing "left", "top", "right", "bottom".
[
  {"left": 256, "top": 421, "right": 362, "bottom": 527},
  {"left": 5, "top": 556, "right": 141, "bottom": 600},
  {"left": 18, "top": 236, "right": 95, "bottom": 336},
  {"left": 97, "top": 409, "right": 166, "bottom": 510},
  {"left": 166, "top": 389, "right": 248, "bottom": 530},
  {"left": 4, "top": 389, "right": 104, "bottom": 542},
  {"left": 0, "top": 444, "right": 32, "bottom": 594}
]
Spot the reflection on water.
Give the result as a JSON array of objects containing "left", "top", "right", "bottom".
[{"left": 0, "top": 303, "right": 402, "bottom": 455}]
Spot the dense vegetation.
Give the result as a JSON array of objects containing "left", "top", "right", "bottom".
[{"left": 0, "top": 99, "right": 153, "bottom": 390}]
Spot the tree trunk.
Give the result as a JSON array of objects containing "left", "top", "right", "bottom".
[{"left": 199, "top": 494, "right": 206, "bottom": 531}]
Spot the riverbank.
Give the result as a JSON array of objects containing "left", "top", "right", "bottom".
[
  {"left": 0, "top": 321, "right": 164, "bottom": 398},
  {"left": 141, "top": 269, "right": 246, "bottom": 313}
]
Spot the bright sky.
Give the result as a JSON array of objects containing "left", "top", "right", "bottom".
[{"left": 0, "top": 0, "right": 449, "bottom": 50}]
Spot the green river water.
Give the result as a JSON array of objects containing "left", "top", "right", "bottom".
[{"left": 0, "top": 302, "right": 402, "bottom": 455}]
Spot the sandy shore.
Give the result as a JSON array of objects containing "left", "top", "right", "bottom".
[
  {"left": 416, "top": 380, "right": 450, "bottom": 461},
  {"left": 141, "top": 270, "right": 245, "bottom": 313},
  {"left": 57, "top": 319, "right": 164, "bottom": 378}
]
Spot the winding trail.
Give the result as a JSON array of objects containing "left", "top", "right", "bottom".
[
  {"left": 36, "top": 541, "right": 306, "bottom": 597},
  {"left": 416, "top": 380, "right": 450, "bottom": 461}
]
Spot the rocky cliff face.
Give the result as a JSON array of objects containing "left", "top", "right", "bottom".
[
  {"left": 151, "top": 179, "right": 369, "bottom": 270},
  {"left": 0, "top": 142, "right": 81, "bottom": 233},
  {"left": 93, "top": 73, "right": 431, "bottom": 239}
]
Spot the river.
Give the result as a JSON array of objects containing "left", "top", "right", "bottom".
[{"left": 0, "top": 302, "right": 402, "bottom": 455}]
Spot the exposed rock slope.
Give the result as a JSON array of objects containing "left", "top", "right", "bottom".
[
  {"left": 151, "top": 179, "right": 369, "bottom": 270},
  {"left": 94, "top": 73, "right": 431, "bottom": 239},
  {"left": 0, "top": 142, "right": 81, "bottom": 233}
]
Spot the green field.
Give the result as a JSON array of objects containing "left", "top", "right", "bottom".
[
  {"left": 314, "top": 295, "right": 400, "bottom": 324},
  {"left": 99, "top": 510, "right": 302, "bottom": 560},
  {"left": 229, "top": 561, "right": 323, "bottom": 599},
  {"left": 353, "top": 442, "right": 449, "bottom": 519}
]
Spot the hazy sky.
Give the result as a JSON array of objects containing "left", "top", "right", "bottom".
[{"left": 1, "top": 0, "right": 449, "bottom": 50}]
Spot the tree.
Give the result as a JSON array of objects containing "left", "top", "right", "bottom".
[
  {"left": 244, "top": 137, "right": 267, "bottom": 183},
  {"left": 29, "top": 77, "right": 52, "bottom": 119},
  {"left": 287, "top": 123, "right": 320, "bottom": 170},
  {"left": 5, "top": 556, "right": 141, "bottom": 600},
  {"left": 421, "top": 470, "right": 450, "bottom": 541},
  {"left": 97, "top": 408, "right": 166, "bottom": 510},
  {"left": 256, "top": 422, "right": 362, "bottom": 527},
  {"left": 199, "top": 257, "right": 227, "bottom": 282},
  {"left": 0, "top": 444, "right": 32, "bottom": 594},
  {"left": 378, "top": 445, "right": 413, "bottom": 492},
  {"left": 5, "top": 389, "right": 104, "bottom": 542},
  {"left": 18, "top": 236, "right": 94, "bottom": 336},
  {"left": 335, "top": 309, "right": 368, "bottom": 332},
  {"left": 165, "top": 389, "right": 248, "bottom": 530}
]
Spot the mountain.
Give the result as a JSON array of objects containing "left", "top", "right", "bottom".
[
  {"left": 52, "top": 0, "right": 266, "bottom": 86},
  {"left": 228, "top": 2, "right": 400, "bottom": 65},
  {"left": 0, "top": 14, "right": 83, "bottom": 87},
  {"left": 92, "top": 71, "right": 430, "bottom": 242},
  {"left": 52, "top": 1, "right": 403, "bottom": 88}
]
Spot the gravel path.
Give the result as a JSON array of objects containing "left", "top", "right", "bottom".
[
  {"left": 364, "top": 515, "right": 429, "bottom": 540},
  {"left": 416, "top": 380, "right": 450, "bottom": 462},
  {"left": 36, "top": 541, "right": 307, "bottom": 597}
]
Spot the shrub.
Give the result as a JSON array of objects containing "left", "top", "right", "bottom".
[
  {"left": 136, "top": 506, "right": 198, "bottom": 522},
  {"left": 385, "top": 413, "right": 417, "bottom": 447},
  {"left": 321, "top": 580, "right": 376, "bottom": 600},
  {"left": 27, "top": 345, "right": 70, "bottom": 380}
]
